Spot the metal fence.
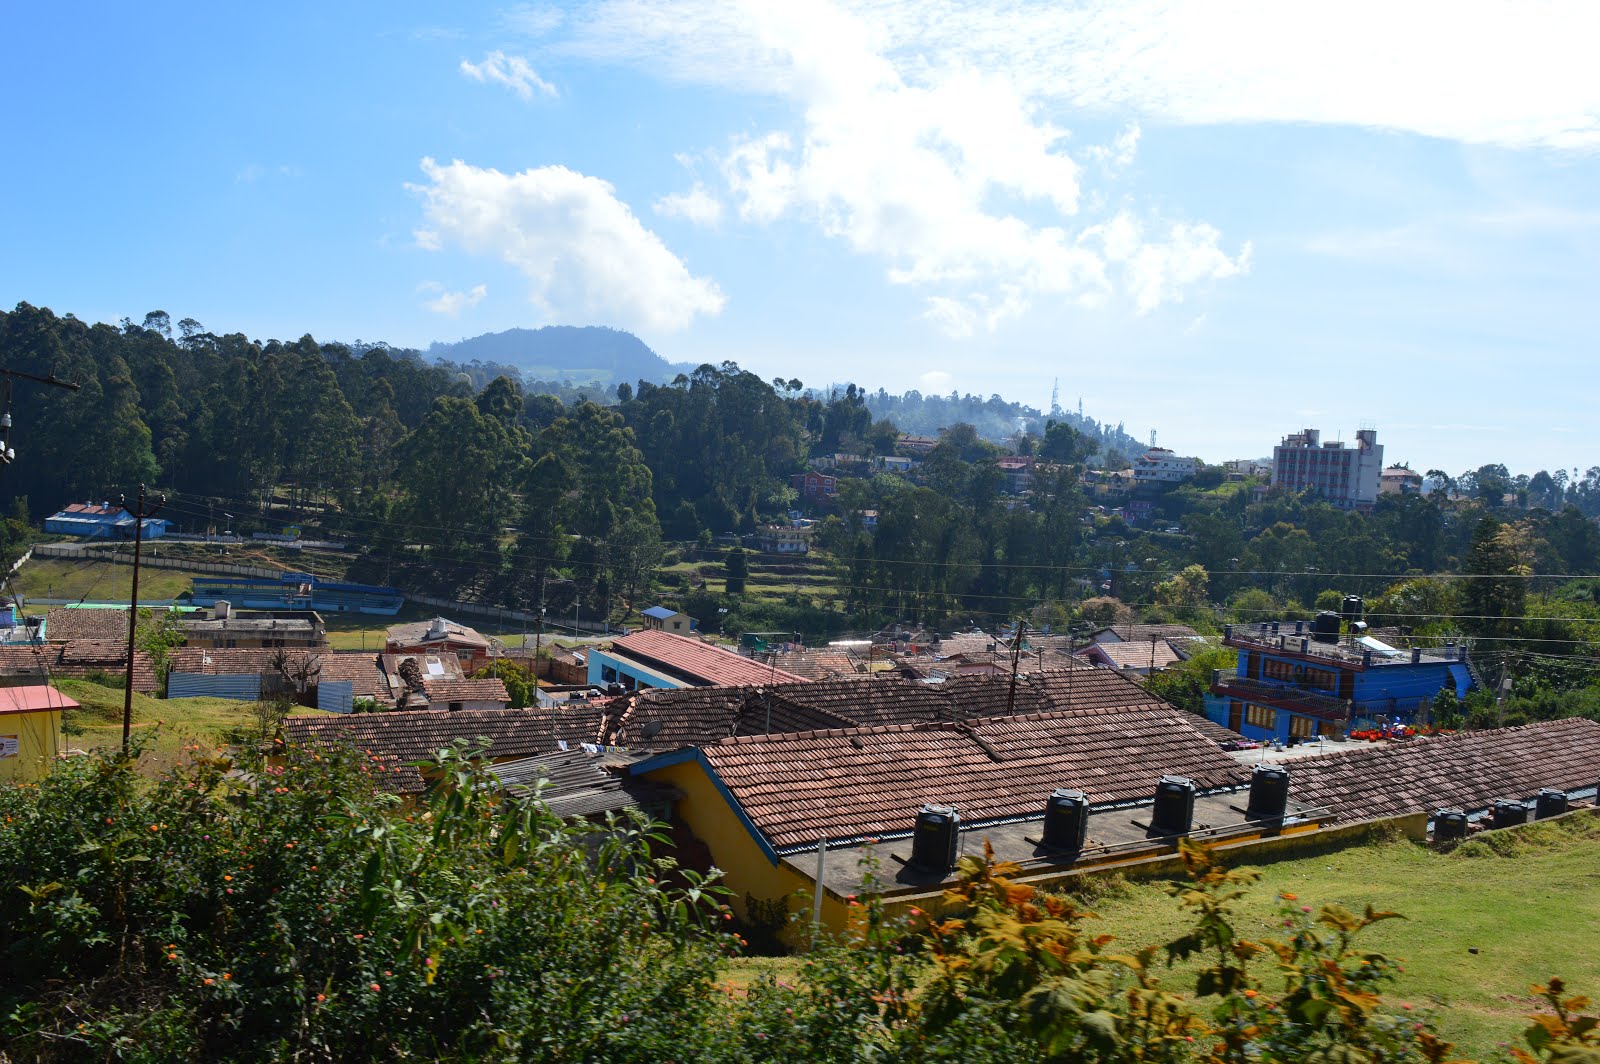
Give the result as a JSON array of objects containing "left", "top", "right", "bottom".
[{"left": 167, "top": 672, "right": 263, "bottom": 701}]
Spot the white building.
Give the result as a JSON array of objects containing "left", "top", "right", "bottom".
[
  {"left": 1132, "top": 447, "right": 1197, "bottom": 485},
  {"left": 1271, "top": 428, "right": 1384, "bottom": 511}
]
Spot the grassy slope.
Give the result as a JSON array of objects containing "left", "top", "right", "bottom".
[
  {"left": 722, "top": 817, "right": 1600, "bottom": 1060},
  {"left": 14, "top": 557, "right": 201, "bottom": 604},
  {"left": 52, "top": 678, "right": 313, "bottom": 775}
]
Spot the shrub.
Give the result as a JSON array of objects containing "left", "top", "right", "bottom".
[{"left": 0, "top": 740, "right": 737, "bottom": 1062}]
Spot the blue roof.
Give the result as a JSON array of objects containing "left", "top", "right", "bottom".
[{"left": 641, "top": 606, "right": 679, "bottom": 620}]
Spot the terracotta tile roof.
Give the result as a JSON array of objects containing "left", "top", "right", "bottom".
[
  {"left": 1091, "top": 624, "right": 1203, "bottom": 644},
  {"left": 313, "top": 653, "right": 390, "bottom": 701},
  {"left": 170, "top": 647, "right": 320, "bottom": 674},
  {"left": 1284, "top": 719, "right": 1600, "bottom": 822},
  {"left": 167, "top": 648, "right": 390, "bottom": 700},
  {"left": 760, "top": 648, "right": 866, "bottom": 680},
  {"left": 604, "top": 670, "right": 1198, "bottom": 751},
  {"left": 421, "top": 678, "right": 510, "bottom": 704},
  {"left": 44, "top": 607, "right": 147, "bottom": 642},
  {"left": 606, "top": 629, "right": 809, "bottom": 687},
  {"left": 935, "top": 632, "right": 1005, "bottom": 656},
  {"left": 282, "top": 706, "right": 606, "bottom": 794},
  {"left": 694, "top": 701, "right": 1250, "bottom": 852},
  {"left": 601, "top": 685, "right": 857, "bottom": 750},
  {"left": 1082, "top": 640, "right": 1184, "bottom": 670},
  {"left": 0, "top": 642, "right": 159, "bottom": 692}
]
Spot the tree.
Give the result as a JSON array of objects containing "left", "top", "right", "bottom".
[
  {"left": 1463, "top": 516, "right": 1529, "bottom": 640},
  {"left": 724, "top": 546, "right": 748, "bottom": 595}
]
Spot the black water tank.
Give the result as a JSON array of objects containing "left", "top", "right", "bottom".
[
  {"left": 1246, "top": 764, "right": 1290, "bottom": 820},
  {"left": 1042, "top": 789, "right": 1090, "bottom": 854},
  {"left": 1341, "top": 595, "right": 1364, "bottom": 624},
  {"left": 1433, "top": 809, "right": 1468, "bottom": 842},
  {"left": 1535, "top": 789, "right": 1569, "bottom": 819},
  {"left": 911, "top": 804, "right": 961, "bottom": 872},
  {"left": 1312, "top": 611, "right": 1342, "bottom": 644},
  {"left": 1491, "top": 799, "right": 1529, "bottom": 829},
  {"left": 1151, "top": 775, "right": 1196, "bottom": 835}
]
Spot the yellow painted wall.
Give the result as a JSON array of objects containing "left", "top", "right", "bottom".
[
  {"left": 0, "top": 709, "right": 62, "bottom": 784},
  {"left": 643, "top": 758, "right": 854, "bottom": 941}
]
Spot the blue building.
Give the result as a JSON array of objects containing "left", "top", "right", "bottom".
[
  {"left": 191, "top": 572, "right": 404, "bottom": 616},
  {"left": 1204, "top": 619, "right": 1476, "bottom": 743},
  {"left": 44, "top": 501, "right": 170, "bottom": 540}
]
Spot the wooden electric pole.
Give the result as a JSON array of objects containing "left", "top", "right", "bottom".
[{"left": 121, "top": 485, "right": 165, "bottom": 753}]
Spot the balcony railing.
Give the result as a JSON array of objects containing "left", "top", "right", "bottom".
[{"left": 1210, "top": 675, "right": 1352, "bottom": 723}]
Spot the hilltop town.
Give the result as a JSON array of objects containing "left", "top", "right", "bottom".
[{"left": 2, "top": 307, "right": 1599, "bottom": 1060}]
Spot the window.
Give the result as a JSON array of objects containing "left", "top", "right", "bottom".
[
  {"left": 1245, "top": 703, "right": 1276, "bottom": 729},
  {"left": 1288, "top": 714, "right": 1317, "bottom": 738}
]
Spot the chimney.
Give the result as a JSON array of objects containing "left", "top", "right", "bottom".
[
  {"left": 1411, "top": 647, "right": 1422, "bottom": 664},
  {"left": 214, "top": 600, "right": 231, "bottom": 621}
]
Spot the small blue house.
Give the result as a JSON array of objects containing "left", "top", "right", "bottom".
[
  {"left": 1204, "top": 620, "right": 1475, "bottom": 743},
  {"left": 44, "top": 502, "right": 170, "bottom": 540}
]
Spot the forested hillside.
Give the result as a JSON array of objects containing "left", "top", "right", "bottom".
[{"left": 426, "top": 325, "right": 690, "bottom": 387}]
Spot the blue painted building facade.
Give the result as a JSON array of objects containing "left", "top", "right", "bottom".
[
  {"left": 191, "top": 572, "right": 404, "bottom": 616},
  {"left": 1204, "top": 620, "right": 1475, "bottom": 743},
  {"left": 44, "top": 502, "right": 170, "bottom": 540}
]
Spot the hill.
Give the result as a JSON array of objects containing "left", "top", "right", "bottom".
[{"left": 426, "top": 325, "right": 690, "bottom": 387}]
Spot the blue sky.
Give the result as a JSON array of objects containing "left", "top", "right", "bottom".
[{"left": 3, "top": 1, "right": 1597, "bottom": 473}]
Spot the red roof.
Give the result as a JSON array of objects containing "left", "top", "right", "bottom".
[
  {"left": 0, "top": 685, "right": 80, "bottom": 715},
  {"left": 606, "top": 630, "right": 809, "bottom": 687}
]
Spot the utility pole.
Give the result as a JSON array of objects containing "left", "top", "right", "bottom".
[
  {"left": 121, "top": 484, "right": 165, "bottom": 753},
  {"left": 1005, "top": 620, "right": 1026, "bottom": 717}
]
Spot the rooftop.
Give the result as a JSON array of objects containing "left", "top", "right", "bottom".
[
  {"left": 1223, "top": 622, "right": 1465, "bottom": 668},
  {"left": 0, "top": 684, "right": 80, "bottom": 716},
  {"left": 1282, "top": 718, "right": 1600, "bottom": 821},
  {"left": 605, "top": 629, "right": 810, "bottom": 688},
  {"left": 281, "top": 705, "right": 606, "bottom": 794},
  {"left": 488, "top": 749, "right": 680, "bottom": 818},
  {"left": 681, "top": 696, "right": 1248, "bottom": 853},
  {"left": 641, "top": 606, "right": 681, "bottom": 620},
  {"left": 0, "top": 642, "right": 159, "bottom": 692},
  {"left": 385, "top": 617, "right": 491, "bottom": 650},
  {"left": 1081, "top": 640, "right": 1185, "bottom": 671},
  {"left": 420, "top": 677, "right": 510, "bottom": 705}
]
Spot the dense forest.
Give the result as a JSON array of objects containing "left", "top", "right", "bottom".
[{"left": 3, "top": 302, "right": 1600, "bottom": 727}]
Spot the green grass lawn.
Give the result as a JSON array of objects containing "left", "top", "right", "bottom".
[
  {"left": 720, "top": 816, "right": 1600, "bottom": 1059},
  {"left": 53, "top": 678, "right": 316, "bottom": 775},
  {"left": 14, "top": 557, "right": 203, "bottom": 604},
  {"left": 1058, "top": 817, "right": 1600, "bottom": 1058}
]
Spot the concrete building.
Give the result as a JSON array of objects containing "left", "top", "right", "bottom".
[
  {"left": 640, "top": 606, "right": 693, "bottom": 634},
  {"left": 1132, "top": 447, "right": 1197, "bottom": 485},
  {"left": 1204, "top": 619, "right": 1474, "bottom": 743},
  {"left": 0, "top": 685, "right": 73, "bottom": 783},
  {"left": 1271, "top": 428, "right": 1384, "bottom": 511},
  {"left": 1379, "top": 466, "right": 1424, "bottom": 495},
  {"left": 43, "top": 502, "right": 170, "bottom": 540},
  {"left": 587, "top": 629, "right": 809, "bottom": 691}
]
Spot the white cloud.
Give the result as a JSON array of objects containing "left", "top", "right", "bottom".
[
  {"left": 561, "top": 1, "right": 1249, "bottom": 332},
  {"left": 499, "top": 4, "right": 564, "bottom": 38},
  {"left": 1084, "top": 213, "right": 1253, "bottom": 313},
  {"left": 838, "top": 0, "right": 1600, "bottom": 151},
  {"left": 409, "top": 157, "right": 725, "bottom": 333},
  {"left": 654, "top": 182, "right": 724, "bottom": 226},
  {"left": 1085, "top": 124, "right": 1141, "bottom": 170},
  {"left": 919, "top": 370, "right": 954, "bottom": 392},
  {"left": 417, "top": 281, "right": 488, "bottom": 316},
  {"left": 459, "top": 50, "right": 557, "bottom": 100}
]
